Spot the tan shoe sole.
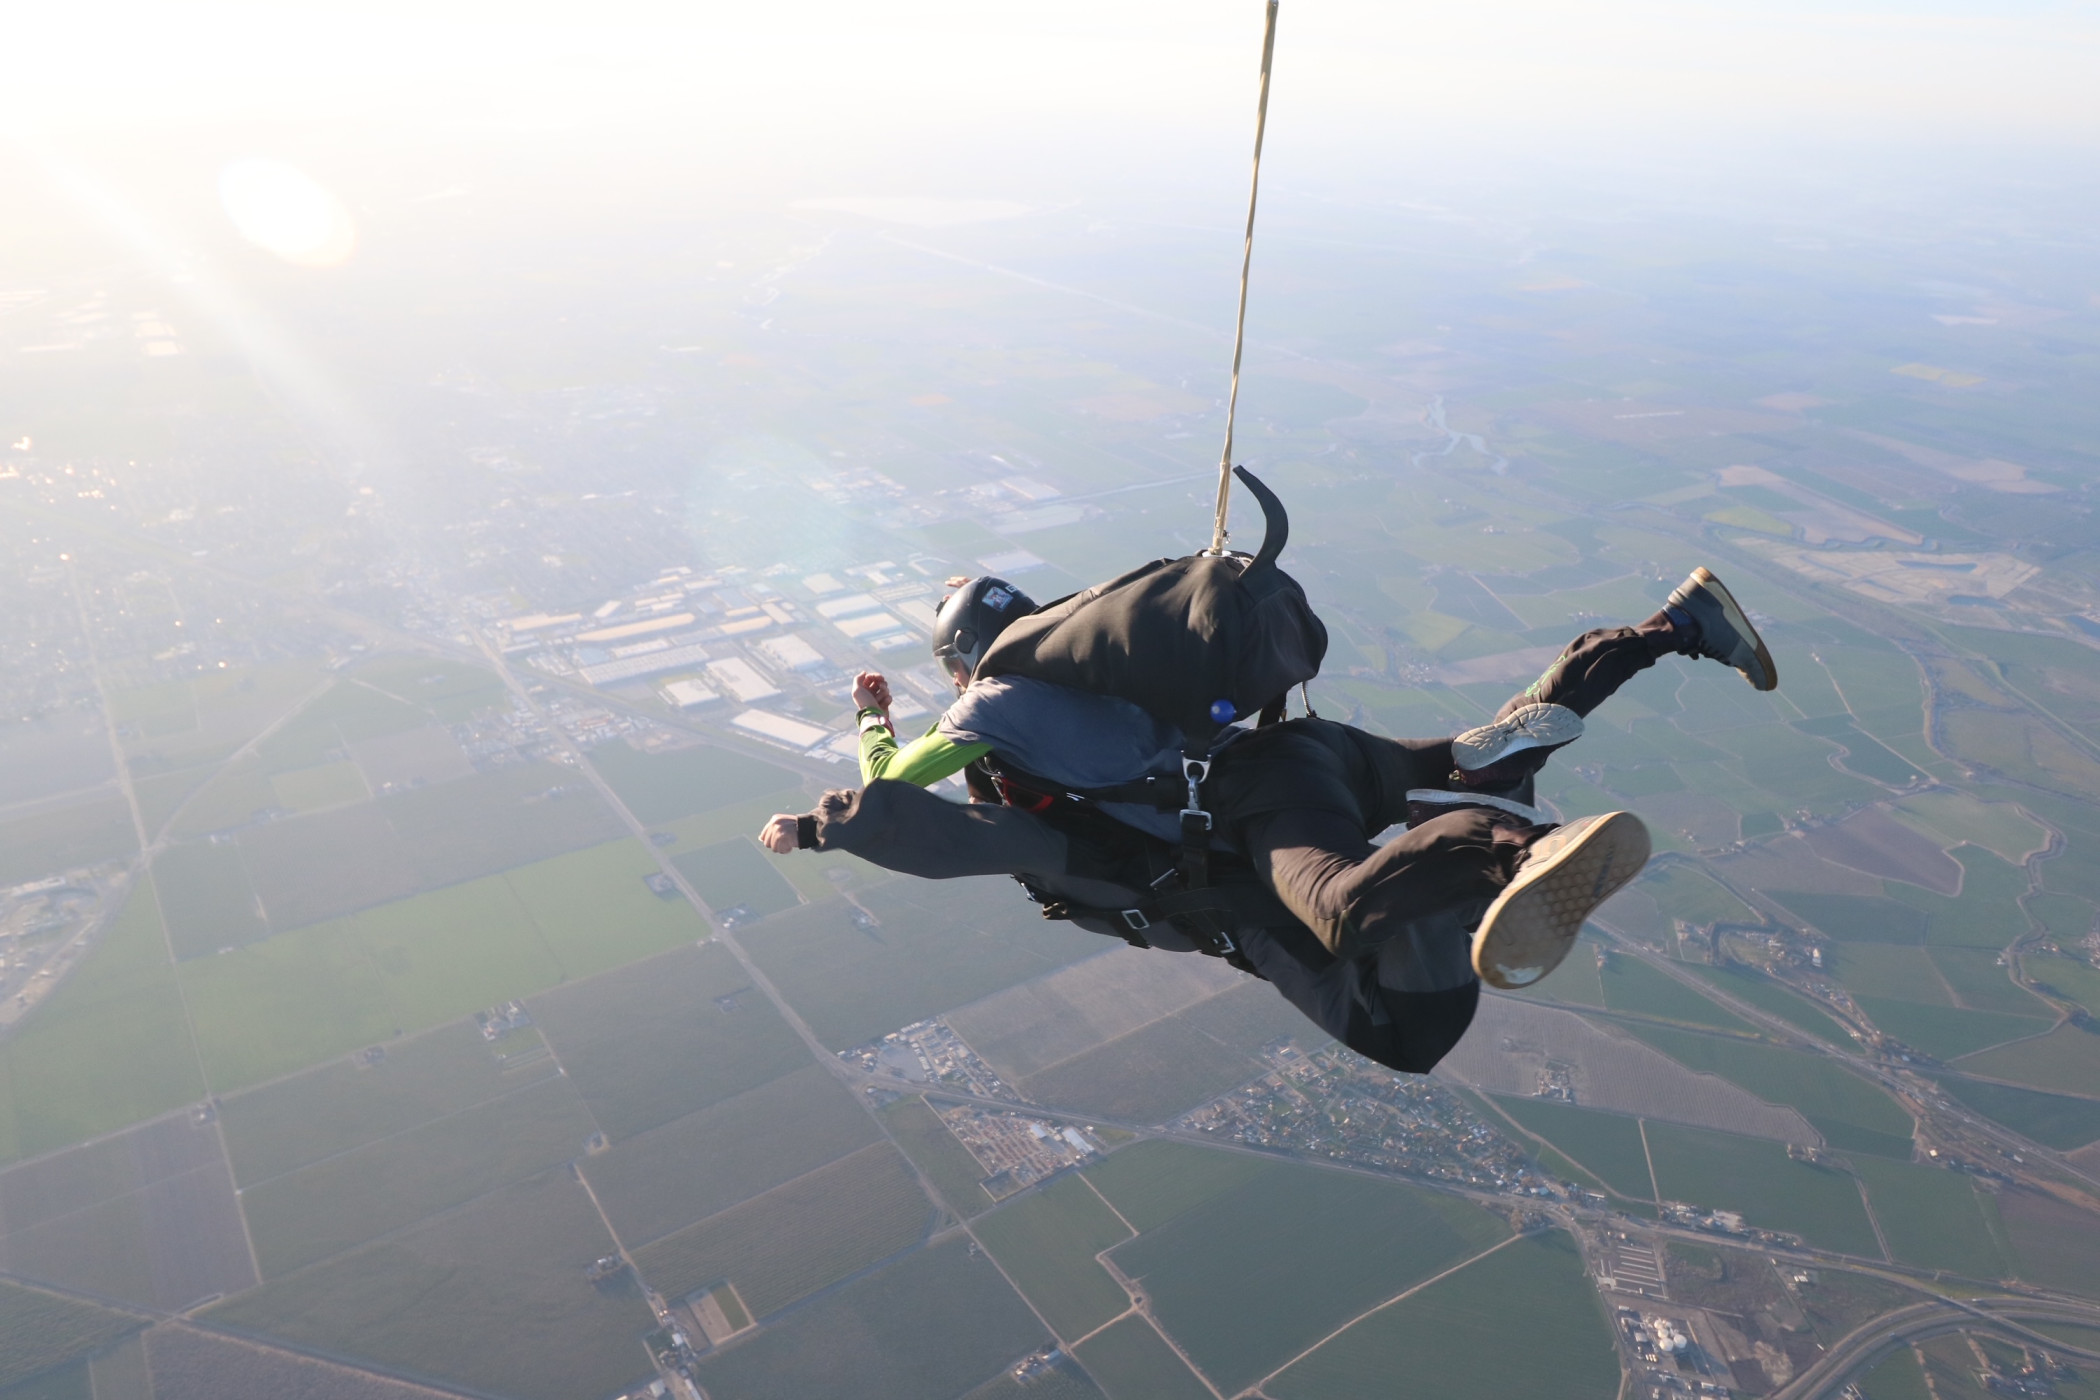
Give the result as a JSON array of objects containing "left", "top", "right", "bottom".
[
  {"left": 1473, "top": 811, "right": 1651, "bottom": 989},
  {"left": 1691, "top": 566, "right": 1779, "bottom": 693}
]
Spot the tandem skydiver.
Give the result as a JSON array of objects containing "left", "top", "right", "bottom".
[{"left": 758, "top": 548, "right": 1777, "bottom": 1078}]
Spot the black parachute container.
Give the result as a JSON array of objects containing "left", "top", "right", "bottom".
[{"left": 976, "top": 467, "right": 1326, "bottom": 746}]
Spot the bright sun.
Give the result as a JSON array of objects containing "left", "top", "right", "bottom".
[{"left": 218, "top": 157, "right": 357, "bottom": 267}]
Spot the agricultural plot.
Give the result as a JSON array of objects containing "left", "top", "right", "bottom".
[
  {"left": 1934, "top": 1074, "right": 2100, "bottom": 1150},
  {"left": 347, "top": 724, "right": 475, "bottom": 791},
  {"left": 0, "top": 1280, "right": 146, "bottom": 1390},
  {"left": 0, "top": 1113, "right": 254, "bottom": 1311},
  {"left": 741, "top": 880, "right": 1102, "bottom": 1052},
  {"left": 1998, "top": 1189, "right": 2100, "bottom": 1297},
  {"left": 1689, "top": 965, "right": 1853, "bottom": 1045},
  {"left": 1073, "top": 1316, "right": 1213, "bottom": 1400},
  {"left": 240, "top": 1074, "right": 598, "bottom": 1277},
  {"left": 1957, "top": 1026, "right": 2100, "bottom": 1097},
  {"left": 500, "top": 838, "right": 705, "bottom": 981},
  {"left": 1888, "top": 846, "right": 2029, "bottom": 949},
  {"left": 1891, "top": 790, "right": 2048, "bottom": 867},
  {"left": 1853, "top": 1157, "right": 2010, "bottom": 1279},
  {"left": 162, "top": 757, "right": 277, "bottom": 841},
  {"left": 152, "top": 840, "right": 267, "bottom": 958},
  {"left": 351, "top": 656, "right": 508, "bottom": 722},
  {"left": 1598, "top": 954, "right": 1755, "bottom": 1032},
  {"left": 973, "top": 1175, "right": 1133, "bottom": 1341},
  {"left": 1829, "top": 943, "right": 1955, "bottom": 1003},
  {"left": 253, "top": 680, "right": 429, "bottom": 772},
  {"left": 673, "top": 838, "right": 801, "bottom": 919},
  {"left": 0, "top": 883, "right": 204, "bottom": 1164},
  {"left": 0, "top": 795, "right": 135, "bottom": 887},
  {"left": 590, "top": 739, "right": 804, "bottom": 826},
  {"left": 142, "top": 1324, "right": 475, "bottom": 1400},
  {"left": 2026, "top": 954, "right": 2100, "bottom": 1018},
  {"left": 1622, "top": 1023, "right": 1915, "bottom": 1157},
  {"left": 1856, "top": 1341, "right": 1933, "bottom": 1400},
  {"left": 1486, "top": 1096, "right": 1655, "bottom": 1199},
  {"left": 963, "top": 1355, "right": 1105, "bottom": 1400},
  {"left": 382, "top": 763, "right": 627, "bottom": 891},
  {"left": 221, "top": 1021, "right": 549, "bottom": 1184},
  {"left": 1930, "top": 947, "right": 2051, "bottom": 1015},
  {"left": 877, "top": 1094, "right": 999, "bottom": 1218},
  {"left": 350, "top": 874, "right": 565, "bottom": 1032},
  {"left": 1270, "top": 1231, "right": 1617, "bottom": 1400},
  {"left": 947, "top": 948, "right": 1246, "bottom": 1082},
  {"left": 269, "top": 760, "right": 368, "bottom": 813},
  {"left": 1855, "top": 998, "right": 2050, "bottom": 1060},
  {"left": 1642, "top": 1121, "right": 1882, "bottom": 1256},
  {"left": 237, "top": 802, "right": 423, "bottom": 931},
  {"left": 1510, "top": 935, "right": 1606, "bottom": 1005},
  {"left": 1772, "top": 891, "right": 1927, "bottom": 944},
  {"left": 1107, "top": 1159, "right": 1509, "bottom": 1394},
  {"left": 582, "top": 1064, "right": 879, "bottom": 1247},
  {"left": 691, "top": 1238, "right": 1045, "bottom": 1400},
  {"left": 1018, "top": 1012, "right": 1265, "bottom": 1124},
  {"left": 630, "top": 1142, "right": 934, "bottom": 1317},
  {"left": 1083, "top": 1140, "right": 1297, "bottom": 1234},
  {"left": 207, "top": 1170, "right": 653, "bottom": 1400},
  {"left": 528, "top": 943, "right": 810, "bottom": 1141}
]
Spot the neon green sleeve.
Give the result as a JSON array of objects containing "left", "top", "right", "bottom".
[{"left": 858, "top": 716, "right": 990, "bottom": 787}]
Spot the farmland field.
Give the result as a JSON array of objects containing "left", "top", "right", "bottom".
[
  {"left": 673, "top": 838, "right": 801, "bottom": 919},
  {"left": 0, "top": 1280, "right": 145, "bottom": 1389},
  {"left": 877, "top": 1094, "right": 999, "bottom": 1218},
  {"left": 1270, "top": 1231, "right": 1616, "bottom": 1400},
  {"left": 1073, "top": 1316, "right": 1213, "bottom": 1400},
  {"left": 1486, "top": 1095, "right": 1656, "bottom": 1199},
  {"left": 582, "top": 1064, "right": 879, "bottom": 1246},
  {"left": 1108, "top": 1159, "right": 1508, "bottom": 1393},
  {"left": 207, "top": 1170, "right": 653, "bottom": 1400},
  {"left": 1642, "top": 1121, "right": 1882, "bottom": 1256},
  {"left": 1999, "top": 1189, "right": 2100, "bottom": 1296},
  {"left": 529, "top": 943, "right": 810, "bottom": 1141},
  {"left": 1855, "top": 997, "right": 2050, "bottom": 1060},
  {"left": 630, "top": 1142, "right": 933, "bottom": 1315},
  {"left": 350, "top": 873, "right": 565, "bottom": 1032},
  {"left": 179, "top": 917, "right": 405, "bottom": 1093},
  {"left": 742, "top": 880, "right": 1102, "bottom": 1051},
  {"left": 1856, "top": 1341, "right": 1933, "bottom": 1400},
  {"left": 973, "top": 1175, "right": 1132, "bottom": 1341},
  {"left": 239, "top": 1073, "right": 598, "bottom": 1277},
  {"left": 690, "top": 1238, "right": 1045, "bottom": 1400},
  {"left": 1854, "top": 1157, "right": 2010, "bottom": 1279},
  {"left": 964, "top": 1356, "right": 1105, "bottom": 1400},
  {"left": 1689, "top": 964, "right": 1853, "bottom": 1044},
  {"left": 0, "top": 882, "right": 204, "bottom": 1164},
  {"left": 1622, "top": 1023, "right": 1915, "bottom": 1156},
  {"left": 1599, "top": 954, "right": 1755, "bottom": 1032},
  {"left": 1931, "top": 947, "right": 2053, "bottom": 1015},
  {"left": 0, "top": 796, "right": 136, "bottom": 887},
  {"left": 1082, "top": 1140, "right": 1273, "bottom": 1233},
  {"left": 1957, "top": 1027, "right": 2100, "bottom": 1097},
  {"left": 152, "top": 840, "right": 267, "bottom": 958},
  {"left": 1932, "top": 1075, "right": 2100, "bottom": 1150},
  {"left": 1831, "top": 944, "right": 1955, "bottom": 1003},
  {"left": 590, "top": 740, "right": 804, "bottom": 825},
  {"left": 503, "top": 839, "right": 706, "bottom": 980},
  {"left": 1019, "top": 1012, "right": 1266, "bottom": 1124}
]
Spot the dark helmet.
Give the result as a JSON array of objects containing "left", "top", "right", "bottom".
[{"left": 931, "top": 576, "right": 1037, "bottom": 687}]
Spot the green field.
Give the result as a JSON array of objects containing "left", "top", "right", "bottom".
[
  {"left": 2026, "top": 954, "right": 2100, "bottom": 1017},
  {"left": 581, "top": 1064, "right": 879, "bottom": 1246},
  {"left": 878, "top": 1095, "right": 999, "bottom": 1218},
  {"left": 151, "top": 840, "right": 267, "bottom": 958},
  {"left": 631, "top": 1142, "right": 934, "bottom": 1315},
  {"left": 1772, "top": 891, "right": 1927, "bottom": 944},
  {"left": 1271, "top": 1231, "right": 1617, "bottom": 1400},
  {"left": 1891, "top": 790, "right": 2047, "bottom": 866},
  {"left": 529, "top": 943, "right": 810, "bottom": 1141},
  {"left": 220, "top": 1021, "right": 547, "bottom": 1184},
  {"left": 1599, "top": 954, "right": 1755, "bottom": 1032},
  {"left": 2000, "top": 1187, "right": 2100, "bottom": 1296},
  {"left": 1856, "top": 997, "right": 2050, "bottom": 1060},
  {"left": 240, "top": 1074, "right": 598, "bottom": 1277},
  {"left": 0, "top": 1280, "right": 145, "bottom": 1389},
  {"left": 1019, "top": 1011, "right": 1266, "bottom": 1124},
  {"left": 1932, "top": 1074, "right": 2100, "bottom": 1150},
  {"left": 590, "top": 739, "right": 804, "bottom": 825},
  {"left": 1512, "top": 936, "right": 1606, "bottom": 1005},
  {"left": 1957, "top": 1026, "right": 2100, "bottom": 1096},
  {"left": 351, "top": 656, "right": 509, "bottom": 722},
  {"left": 499, "top": 839, "right": 707, "bottom": 981},
  {"left": 742, "top": 880, "right": 1103, "bottom": 1051},
  {"left": 1889, "top": 846, "right": 2030, "bottom": 949},
  {"left": 672, "top": 837, "right": 801, "bottom": 918},
  {"left": 268, "top": 760, "right": 368, "bottom": 812},
  {"left": 1622, "top": 1023, "right": 1915, "bottom": 1157},
  {"left": 0, "top": 882, "right": 205, "bottom": 1164},
  {"left": 252, "top": 679, "right": 427, "bottom": 772},
  {"left": 1074, "top": 1316, "right": 1213, "bottom": 1400},
  {"left": 1854, "top": 1157, "right": 2010, "bottom": 1279},
  {"left": 1831, "top": 943, "right": 1955, "bottom": 1003},
  {"left": 1487, "top": 1096, "right": 1656, "bottom": 1199},
  {"left": 163, "top": 757, "right": 278, "bottom": 840},
  {"left": 1082, "top": 1140, "right": 1274, "bottom": 1233},
  {"left": 691, "top": 1238, "right": 1046, "bottom": 1400},
  {"left": 964, "top": 1356, "right": 1106, "bottom": 1400},
  {"left": 1107, "top": 1159, "right": 1509, "bottom": 1393},
  {"left": 207, "top": 1170, "right": 654, "bottom": 1400},
  {"left": 1691, "top": 964, "right": 1854, "bottom": 1044},
  {"left": 0, "top": 796, "right": 136, "bottom": 887},
  {"left": 1634, "top": 863, "right": 1762, "bottom": 927},
  {"left": 1857, "top": 1344, "right": 1933, "bottom": 1400},
  {"left": 1930, "top": 946, "right": 2051, "bottom": 1014},
  {"left": 974, "top": 1175, "right": 1132, "bottom": 1340},
  {"left": 352, "top": 874, "right": 565, "bottom": 1031},
  {"left": 1642, "top": 1121, "right": 1882, "bottom": 1256}
]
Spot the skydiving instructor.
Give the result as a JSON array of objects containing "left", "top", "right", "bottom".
[{"left": 759, "top": 568, "right": 1778, "bottom": 1076}]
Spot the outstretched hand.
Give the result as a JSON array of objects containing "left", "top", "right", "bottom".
[
  {"left": 851, "top": 670, "right": 893, "bottom": 713},
  {"left": 758, "top": 814, "right": 799, "bottom": 853}
]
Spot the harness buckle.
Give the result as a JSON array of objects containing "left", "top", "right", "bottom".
[
  {"left": 1120, "top": 909, "right": 1151, "bottom": 932},
  {"left": 1180, "top": 807, "right": 1212, "bottom": 831},
  {"left": 1182, "top": 756, "right": 1210, "bottom": 814}
]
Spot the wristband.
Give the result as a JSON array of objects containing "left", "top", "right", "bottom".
[
  {"left": 858, "top": 710, "right": 892, "bottom": 736},
  {"left": 796, "top": 814, "right": 818, "bottom": 850}
]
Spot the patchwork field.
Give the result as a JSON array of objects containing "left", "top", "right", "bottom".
[
  {"left": 1073, "top": 1316, "right": 1213, "bottom": 1400},
  {"left": 877, "top": 1094, "right": 999, "bottom": 1218},
  {"left": 0, "top": 794, "right": 136, "bottom": 887},
  {"left": 973, "top": 1174, "right": 1133, "bottom": 1340},
  {"left": 688, "top": 1238, "right": 1045, "bottom": 1400},
  {"left": 590, "top": 739, "right": 804, "bottom": 826},
  {"left": 1598, "top": 953, "right": 1756, "bottom": 1032},
  {"left": 1932, "top": 1074, "right": 2100, "bottom": 1150},
  {"left": 1643, "top": 1121, "right": 1882, "bottom": 1256},
  {"left": 1621, "top": 1023, "right": 1915, "bottom": 1156},
  {"left": 1269, "top": 1231, "right": 1617, "bottom": 1400},
  {"left": 1485, "top": 1095, "right": 1656, "bottom": 1199},
  {"left": 1955, "top": 1026, "right": 2100, "bottom": 1097},
  {"left": 947, "top": 947, "right": 1246, "bottom": 1082},
  {"left": 629, "top": 1142, "right": 933, "bottom": 1317},
  {"left": 1854, "top": 1156, "right": 2011, "bottom": 1279},
  {"left": 1689, "top": 964, "right": 1854, "bottom": 1045},
  {"left": 0, "top": 1280, "right": 147, "bottom": 1390},
  {"left": 673, "top": 838, "right": 801, "bottom": 919}
]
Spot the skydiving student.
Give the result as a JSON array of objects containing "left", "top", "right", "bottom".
[{"left": 759, "top": 567, "right": 1776, "bottom": 1076}]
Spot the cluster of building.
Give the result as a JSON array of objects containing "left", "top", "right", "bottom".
[
  {"left": 1657, "top": 1200, "right": 1799, "bottom": 1249},
  {"left": 1175, "top": 1041, "right": 1539, "bottom": 1192},
  {"left": 936, "top": 1105, "right": 1103, "bottom": 1201},
  {"left": 838, "top": 1018, "right": 1016, "bottom": 1099},
  {"left": 0, "top": 877, "right": 109, "bottom": 1028},
  {"left": 1615, "top": 1305, "right": 1736, "bottom": 1400}
]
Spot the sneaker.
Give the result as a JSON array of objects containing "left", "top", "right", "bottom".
[
  {"left": 1666, "top": 567, "right": 1778, "bottom": 692},
  {"left": 1451, "top": 703, "right": 1584, "bottom": 787},
  {"left": 1405, "top": 788, "right": 1549, "bottom": 829},
  {"left": 1472, "top": 811, "right": 1650, "bottom": 989}
]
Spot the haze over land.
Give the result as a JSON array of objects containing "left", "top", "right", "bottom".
[{"left": 4, "top": 3, "right": 2100, "bottom": 1398}]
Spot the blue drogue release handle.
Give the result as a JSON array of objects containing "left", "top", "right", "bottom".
[{"left": 1208, "top": 698, "right": 1237, "bottom": 724}]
